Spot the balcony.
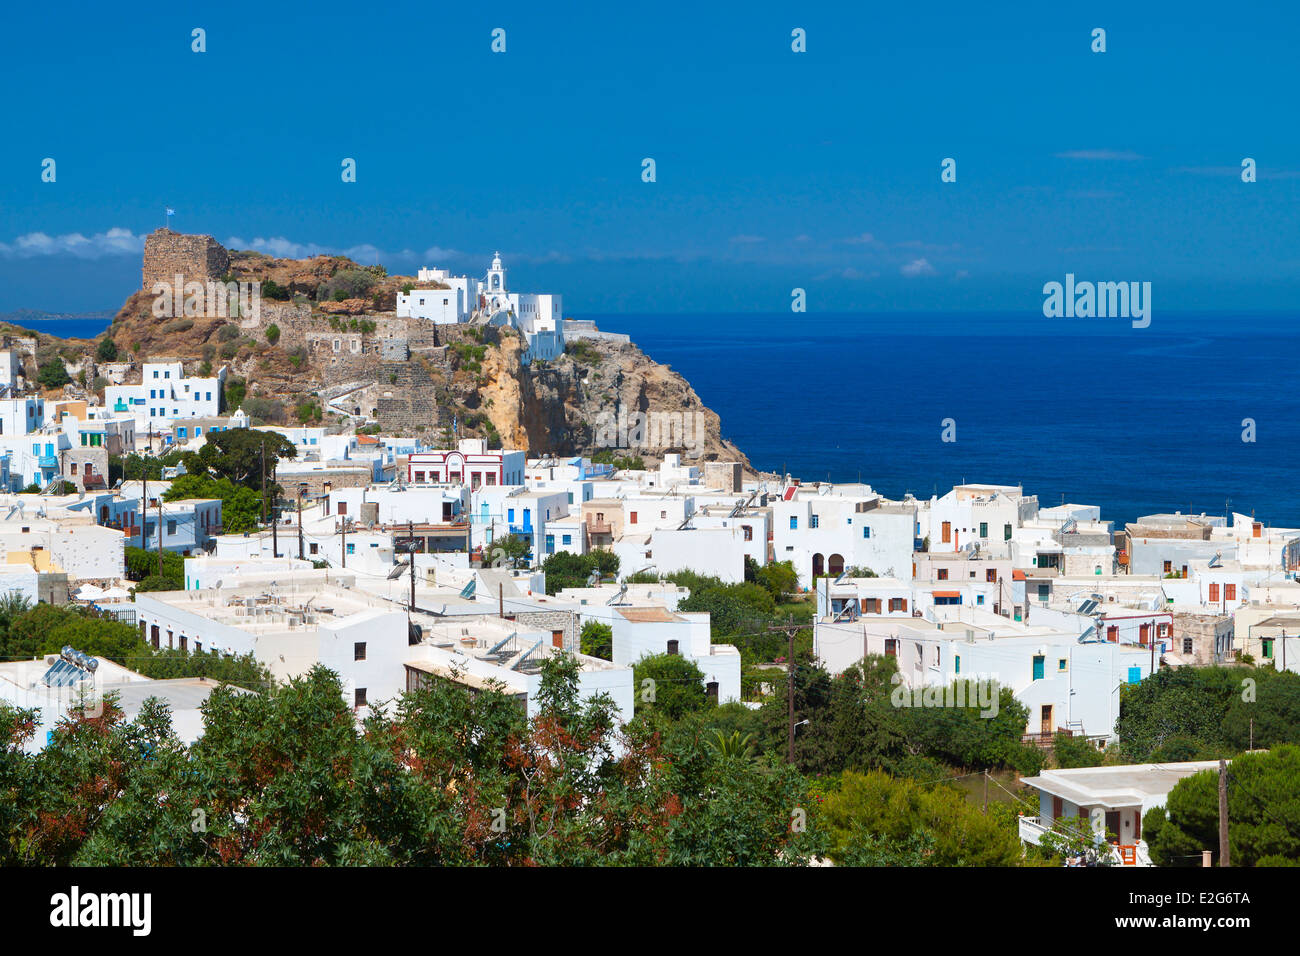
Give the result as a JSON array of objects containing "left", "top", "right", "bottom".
[
  {"left": 38, "top": 455, "right": 58, "bottom": 469},
  {"left": 1018, "top": 815, "right": 1051, "bottom": 846},
  {"left": 587, "top": 520, "right": 612, "bottom": 536}
]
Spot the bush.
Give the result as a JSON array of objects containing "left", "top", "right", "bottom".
[
  {"left": 95, "top": 338, "right": 118, "bottom": 362},
  {"left": 161, "top": 318, "right": 194, "bottom": 334},
  {"left": 261, "top": 279, "right": 291, "bottom": 301},
  {"left": 318, "top": 268, "right": 378, "bottom": 302},
  {"left": 36, "top": 360, "right": 71, "bottom": 389},
  {"left": 265, "top": 324, "right": 281, "bottom": 345},
  {"left": 217, "top": 323, "right": 240, "bottom": 342}
]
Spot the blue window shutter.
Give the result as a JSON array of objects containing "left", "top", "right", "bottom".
[{"left": 1127, "top": 667, "right": 1141, "bottom": 684}]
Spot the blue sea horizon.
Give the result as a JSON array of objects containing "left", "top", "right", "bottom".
[{"left": 585, "top": 311, "right": 1300, "bottom": 531}]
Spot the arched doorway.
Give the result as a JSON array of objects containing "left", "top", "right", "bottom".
[
  {"left": 828, "top": 553, "right": 845, "bottom": 576},
  {"left": 812, "top": 553, "right": 824, "bottom": 579}
]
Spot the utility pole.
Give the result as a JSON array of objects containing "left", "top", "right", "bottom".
[
  {"left": 260, "top": 442, "right": 267, "bottom": 525},
  {"left": 157, "top": 496, "right": 164, "bottom": 577},
  {"left": 297, "top": 484, "right": 305, "bottom": 560},
  {"left": 983, "top": 769, "right": 989, "bottom": 815},
  {"left": 340, "top": 518, "right": 347, "bottom": 569},
  {"left": 140, "top": 427, "right": 150, "bottom": 550},
  {"left": 408, "top": 520, "right": 416, "bottom": 611},
  {"left": 766, "top": 616, "right": 803, "bottom": 764},
  {"left": 1218, "top": 759, "right": 1230, "bottom": 867}
]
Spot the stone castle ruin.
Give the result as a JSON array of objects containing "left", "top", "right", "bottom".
[{"left": 141, "top": 228, "right": 230, "bottom": 291}]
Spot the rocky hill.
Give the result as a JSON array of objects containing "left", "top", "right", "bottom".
[{"left": 55, "top": 232, "right": 753, "bottom": 471}]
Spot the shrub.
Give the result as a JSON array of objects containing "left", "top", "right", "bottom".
[
  {"left": 317, "top": 268, "right": 377, "bottom": 302},
  {"left": 265, "top": 324, "right": 281, "bottom": 345},
  {"left": 36, "top": 360, "right": 71, "bottom": 389},
  {"left": 217, "top": 323, "right": 240, "bottom": 341},
  {"left": 161, "top": 318, "right": 194, "bottom": 334},
  {"left": 95, "top": 338, "right": 118, "bottom": 362},
  {"left": 261, "top": 279, "right": 291, "bottom": 301}
]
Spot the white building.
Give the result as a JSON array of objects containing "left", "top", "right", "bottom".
[
  {"left": 104, "top": 361, "right": 227, "bottom": 432},
  {"left": 1017, "top": 761, "right": 1225, "bottom": 866},
  {"left": 475, "top": 253, "right": 564, "bottom": 363},
  {"left": 396, "top": 267, "right": 474, "bottom": 324}
]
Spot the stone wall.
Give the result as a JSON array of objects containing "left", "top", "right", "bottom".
[{"left": 142, "top": 229, "right": 230, "bottom": 291}]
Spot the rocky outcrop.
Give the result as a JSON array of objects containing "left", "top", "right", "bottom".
[{"left": 78, "top": 239, "right": 752, "bottom": 469}]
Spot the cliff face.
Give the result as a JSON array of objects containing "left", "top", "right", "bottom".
[
  {"left": 474, "top": 331, "right": 750, "bottom": 467},
  {"left": 81, "top": 239, "right": 751, "bottom": 470}
]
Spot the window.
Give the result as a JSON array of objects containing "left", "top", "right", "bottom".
[
  {"left": 354, "top": 688, "right": 367, "bottom": 707},
  {"left": 166, "top": 520, "right": 176, "bottom": 535},
  {"left": 976, "top": 594, "right": 985, "bottom": 605},
  {"left": 979, "top": 522, "right": 988, "bottom": 538},
  {"left": 810, "top": 514, "right": 819, "bottom": 529},
  {"left": 862, "top": 526, "right": 871, "bottom": 538},
  {"left": 561, "top": 534, "right": 572, "bottom": 546},
  {"left": 742, "top": 525, "right": 753, "bottom": 541},
  {"left": 660, "top": 511, "right": 667, "bottom": 519},
  {"left": 1004, "top": 523, "right": 1012, "bottom": 540},
  {"left": 955, "top": 655, "right": 960, "bottom": 674},
  {"left": 1183, "top": 638, "right": 1194, "bottom": 654},
  {"left": 1262, "top": 638, "right": 1274, "bottom": 659},
  {"left": 508, "top": 508, "right": 515, "bottom": 523},
  {"left": 986, "top": 569, "right": 997, "bottom": 583},
  {"left": 789, "top": 516, "right": 798, "bottom": 530},
  {"left": 629, "top": 512, "right": 638, "bottom": 524},
  {"left": 1127, "top": 667, "right": 1141, "bottom": 684},
  {"left": 937, "top": 568, "right": 948, "bottom": 580},
  {"left": 354, "top": 642, "right": 366, "bottom": 661},
  {"left": 1163, "top": 560, "right": 1172, "bottom": 574},
  {"left": 889, "top": 598, "right": 907, "bottom": 613},
  {"left": 1058, "top": 658, "right": 1067, "bottom": 671},
  {"left": 346, "top": 543, "right": 355, "bottom": 555},
  {"left": 1209, "top": 583, "right": 1219, "bottom": 602},
  {"left": 338, "top": 502, "right": 347, "bottom": 516},
  {"left": 941, "top": 521, "right": 951, "bottom": 543},
  {"left": 1225, "top": 584, "right": 1237, "bottom": 601},
  {"left": 309, "top": 543, "right": 318, "bottom": 555}
]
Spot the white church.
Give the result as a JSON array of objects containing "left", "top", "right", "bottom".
[{"left": 396, "top": 252, "right": 564, "bottom": 363}]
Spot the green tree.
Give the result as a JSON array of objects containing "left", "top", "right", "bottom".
[
  {"left": 579, "top": 620, "right": 613, "bottom": 660},
  {"left": 819, "top": 769, "right": 1025, "bottom": 866},
  {"left": 163, "top": 473, "right": 262, "bottom": 533},
  {"left": 487, "top": 533, "right": 532, "bottom": 569},
  {"left": 183, "top": 428, "right": 297, "bottom": 496},
  {"left": 633, "top": 652, "right": 711, "bottom": 720},
  {"left": 1145, "top": 745, "right": 1300, "bottom": 867},
  {"left": 95, "top": 338, "right": 118, "bottom": 362},
  {"left": 36, "top": 360, "right": 71, "bottom": 389},
  {"left": 265, "top": 323, "right": 281, "bottom": 345}
]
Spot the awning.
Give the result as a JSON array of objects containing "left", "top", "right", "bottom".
[{"left": 932, "top": 590, "right": 961, "bottom": 598}]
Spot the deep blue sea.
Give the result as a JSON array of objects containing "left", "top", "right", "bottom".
[
  {"left": 585, "top": 312, "right": 1300, "bottom": 529},
  {"left": 13, "top": 311, "right": 1297, "bottom": 529}
]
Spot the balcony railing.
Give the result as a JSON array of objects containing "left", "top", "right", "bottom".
[{"left": 587, "top": 521, "right": 612, "bottom": 535}]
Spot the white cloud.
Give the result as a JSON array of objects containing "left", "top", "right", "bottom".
[
  {"left": 900, "top": 258, "right": 936, "bottom": 277},
  {"left": 729, "top": 234, "right": 765, "bottom": 244},
  {"left": 0, "top": 227, "right": 145, "bottom": 259},
  {"left": 842, "top": 232, "right": 877, "bottom": 245}
]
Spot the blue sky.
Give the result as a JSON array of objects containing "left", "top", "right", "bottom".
[{"left": 1, "top": 0, "right": 1296, "bottom": 314}]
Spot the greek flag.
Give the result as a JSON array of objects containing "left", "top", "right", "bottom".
[{"left": 165, "top": 208, "right": 175, "bottom": 217}]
